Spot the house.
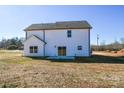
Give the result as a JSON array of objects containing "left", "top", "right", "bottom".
[{"left": 23, "top": 21, "right": 92, "bottom": 58}]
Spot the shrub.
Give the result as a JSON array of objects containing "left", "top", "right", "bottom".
[{"left": 7, "top": 45, "right": 18, "bottom": 50}]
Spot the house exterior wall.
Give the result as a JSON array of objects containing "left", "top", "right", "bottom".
[
  {"left": 44, "top": 29, "right": 90, "bottom": 56},
  {"left": 27, "top": 30, "right": 44, "bottom": 40},
  {"left": 24, "top": 36, "right": 44, "bottom": 56},
  {"left": 24, "top": 29, "right": 90, "bottom": 57}
]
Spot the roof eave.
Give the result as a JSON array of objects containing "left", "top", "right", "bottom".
[{"left": 24, "top": 27, "right": 92, "bottom": 31}]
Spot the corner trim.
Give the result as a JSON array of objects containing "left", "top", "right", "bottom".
[
  {"left": 88, "top": 29, "right": 91, "bottom": 56},
  {"left": 26, "top": 31, "right": 27, "bottom": 40}
]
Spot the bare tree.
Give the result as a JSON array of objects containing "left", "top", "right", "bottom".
[
  {"left": 100, "top": 40, "right": 106, "bottom": 51},
  {"left": 120, "top": 38, "right": 124, "bottom": 47}
]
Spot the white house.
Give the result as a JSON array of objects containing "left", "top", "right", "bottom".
[{"left": 23, "top": 21, "right": 92, "bottom": 58}]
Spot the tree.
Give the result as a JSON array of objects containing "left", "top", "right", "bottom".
[
  {"left": 111, "top": 40, "right": 121, "bottom": 51},
  {"left": 0, "top": 37, "right": 24, "bottom": 50},
  {"left": 120, "top": 38, "right": 124, "bottom": 47},
  {"left": 100, "top": 40, "right": 106, "bottom": 51},
  {"left": 120, "top": 38, "right": 124, "bottom": 44},
  {"left": 7, "top": 45, "right": 18, "bottom": 50},
  {"left": 0, "top": 38, "right": 7, "bottom": 49}
]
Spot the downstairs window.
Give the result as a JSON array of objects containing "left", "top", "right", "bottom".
[{"left": 30, "top": 46, "right": 38, "bottom": 53}]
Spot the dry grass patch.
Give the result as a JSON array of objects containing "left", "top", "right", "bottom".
[{"left": 0, "top": 50, "right": 124, "bottom": 87}]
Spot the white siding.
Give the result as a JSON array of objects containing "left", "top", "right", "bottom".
[
  {"left": 45, "top": 29, "right": 90, "bottom": 56},
  {"left": 24, "top": 29, "right": 90, "bottom": 57},
  {"left": 24, "top": 36, "right": 44, "bottom": 56},
  {"left": 27, "top": 30, "right": 44, "bottom": 40}
]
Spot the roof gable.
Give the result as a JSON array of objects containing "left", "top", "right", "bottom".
[
  {"left": 24, "top": 21, "right": 92, "bottom": 31},
  {"left": 23, "top": 35, "right": 46, "bottom": 44}
]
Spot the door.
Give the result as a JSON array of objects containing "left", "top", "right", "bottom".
[{"left": 58, "top": 47, "right": 66, "bottom": 56}]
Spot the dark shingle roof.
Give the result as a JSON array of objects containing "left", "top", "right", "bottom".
[{"left": 24, "top": 21, "right": 92, "bottom": 31}]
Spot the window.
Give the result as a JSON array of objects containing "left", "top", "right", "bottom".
[
  {"left": 67, "top": 30, "right": 72, "bottom": 37},
  {"left": 34, "top": 46, "right": 38, "bottom": 53},
  {"left": 30, "top": 46, "right": 33, "bottom": 53},
  {"left": 77, "top": 46, "right": 82, "bottom": 50},
  {"left": 30, "top": 46, "right": 38, "bottom": 53}
]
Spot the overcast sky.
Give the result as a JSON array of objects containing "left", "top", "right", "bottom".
[{"left": 0, "top": 5, "right": 124, "bottom": 44}]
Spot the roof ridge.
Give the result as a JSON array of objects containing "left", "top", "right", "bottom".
[
  {"left": 56, "top": 20, "right": 86, "bottom": 23},
  {"left": 24, "top": 20, "right": 92, "bottom": 31}
]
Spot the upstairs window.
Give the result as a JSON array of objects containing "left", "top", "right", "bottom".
[
  {"left": 30, "top": 46, "right": 38, "bottom": 53},
  {"left": 77, "top": 46, "right": 82, "bottom": 50},
  {"left": 67, "top": 30, "right": 72, "bottom": 38}
]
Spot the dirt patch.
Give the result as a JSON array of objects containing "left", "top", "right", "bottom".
[{"left": 93, "top": 51, "right": 124, "bottom": 57}]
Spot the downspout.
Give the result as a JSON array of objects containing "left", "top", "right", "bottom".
[
  {"left": 88, "top": 28, "right": 91, "bottom": 56},
  {"left": 43, "top": 29, "right": 45, "bottom": 56}
]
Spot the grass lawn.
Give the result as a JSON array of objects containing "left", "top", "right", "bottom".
[{"left": 0, "top": 50, "right": 124, "bottom": 88}]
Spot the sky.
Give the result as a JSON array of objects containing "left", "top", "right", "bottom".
[{"left": 0, "top": 5, "right": 124, "bottom": 45}]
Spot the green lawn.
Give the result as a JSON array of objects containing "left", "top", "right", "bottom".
[{"left": 0, "top": 50, "right": 124, "bottom": 88}]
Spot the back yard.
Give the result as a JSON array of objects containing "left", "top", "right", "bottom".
[{"left": 0, "top": 50, "right": 124, "bottom": 88}]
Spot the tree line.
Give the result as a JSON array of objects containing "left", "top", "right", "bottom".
[
  {"left": 92, "top": 38, "right": 124, "bottom": 51},
  {"left": 0, "top": 37, "right": 124, "bottom": 51},
  {"left": 0, "top": 37, "right": 25, "bottom": 50}
]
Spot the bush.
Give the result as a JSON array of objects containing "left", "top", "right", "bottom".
[{"left": 7, "top": 45, "right": 18, "bottom": 50}]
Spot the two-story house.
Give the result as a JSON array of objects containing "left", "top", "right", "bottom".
[{"left": 23, "top": 21, "right": 92, "bottom": 58}]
